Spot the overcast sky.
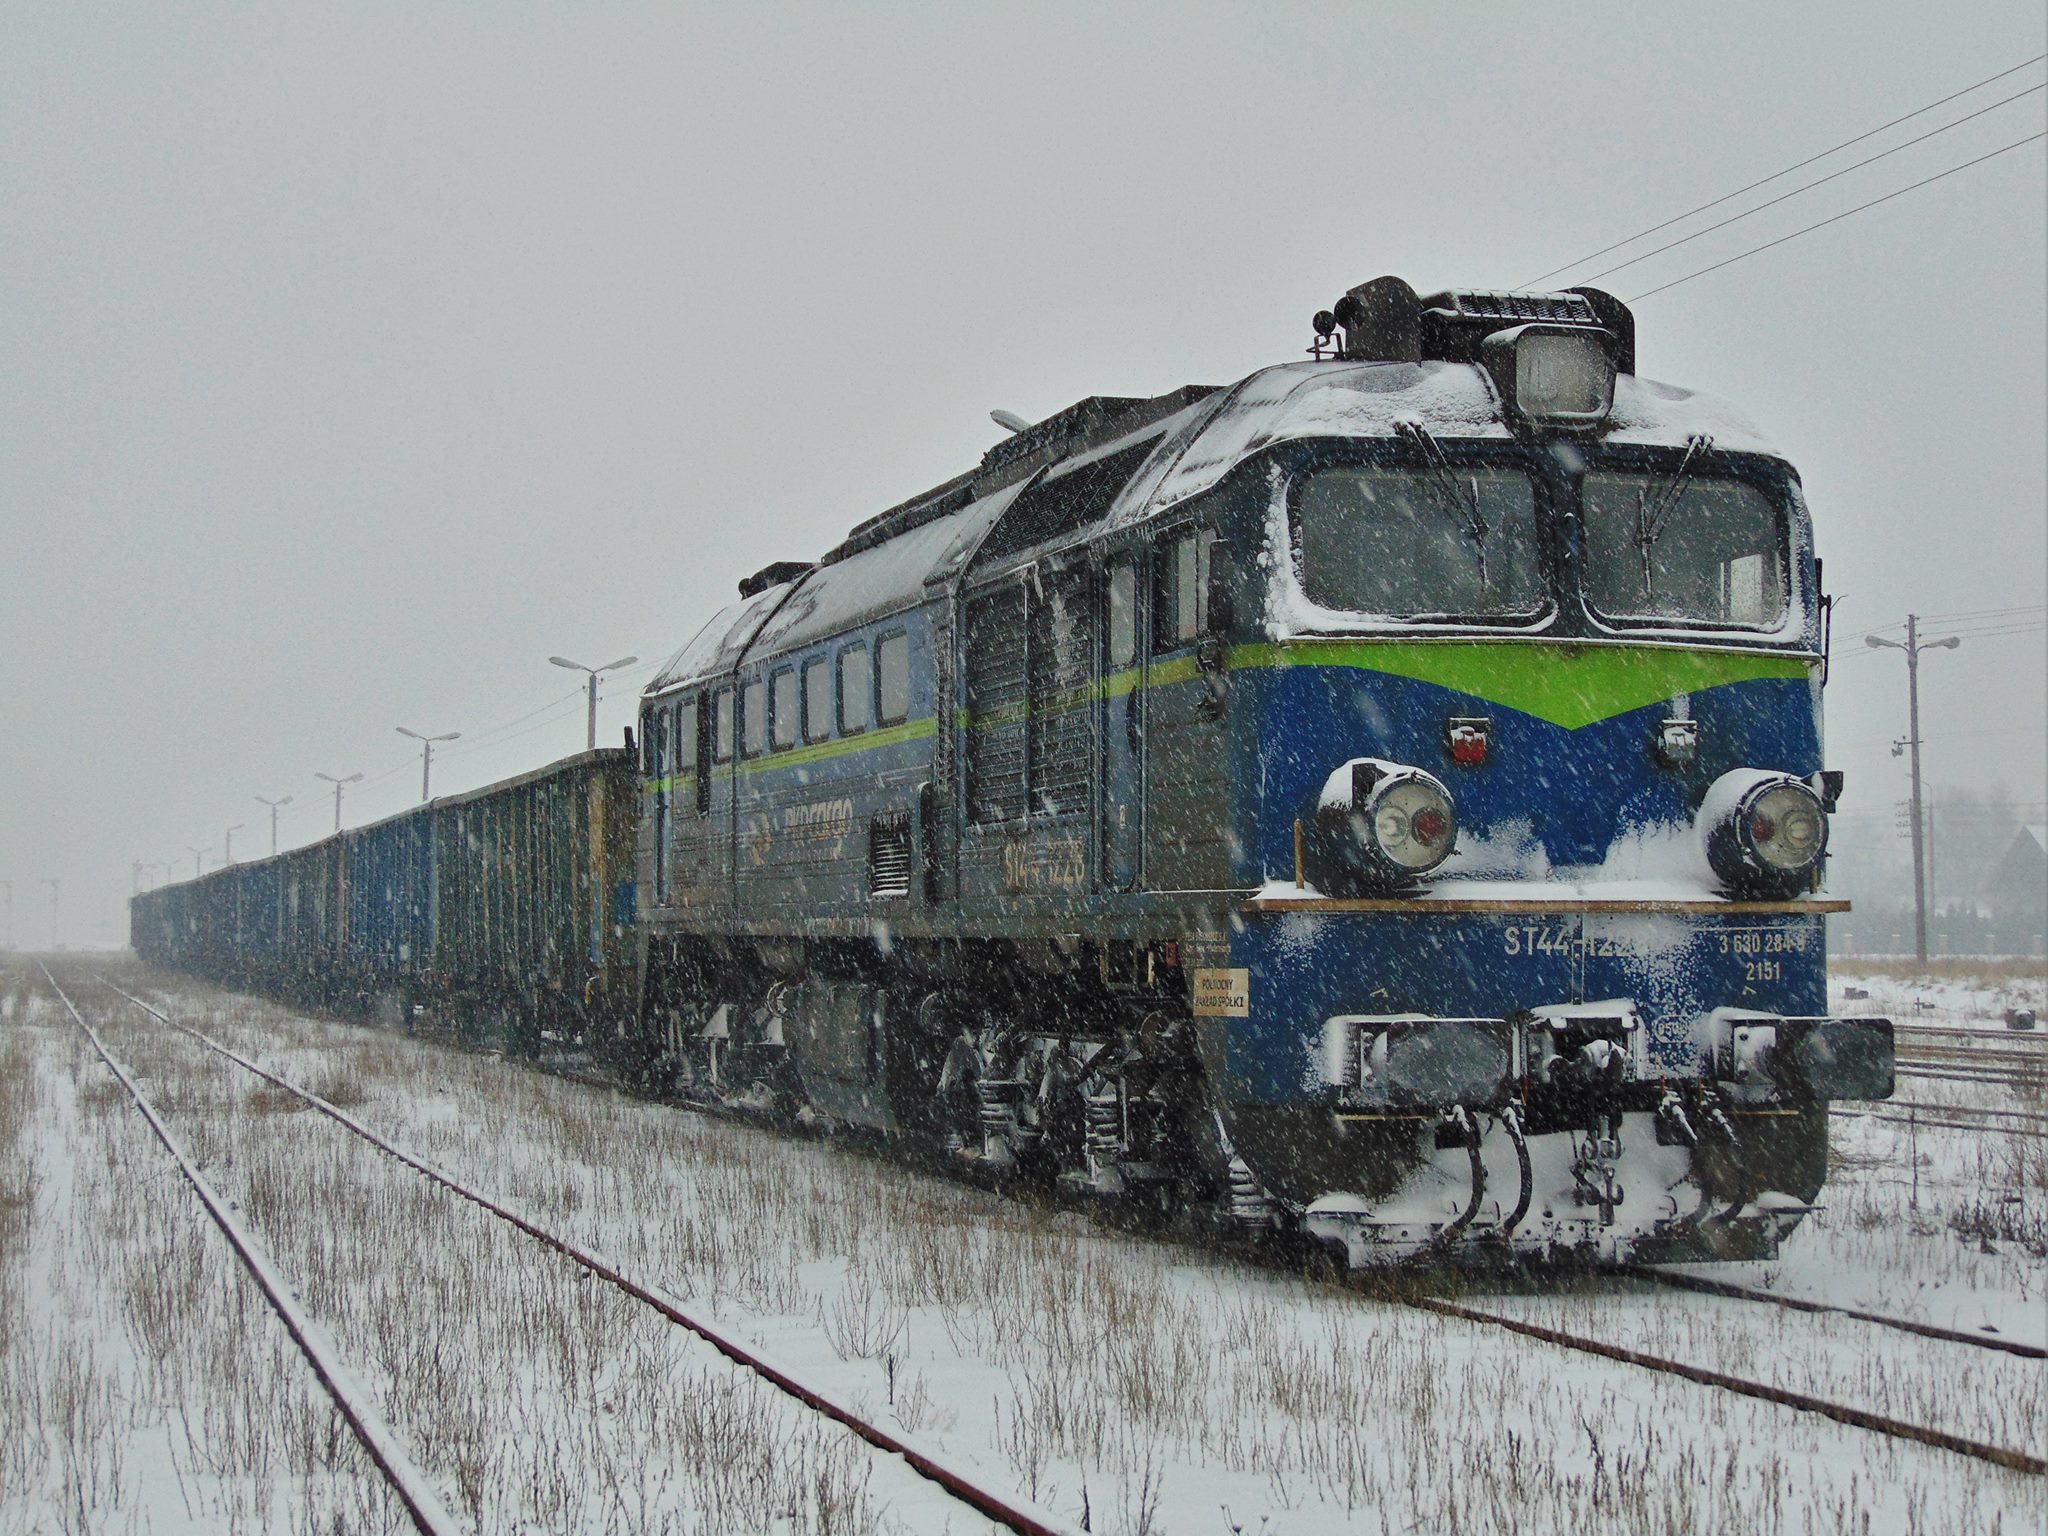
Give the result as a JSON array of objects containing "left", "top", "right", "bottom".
[{"left": 3, "top": 2, "right": 2043, "bottom": 947}]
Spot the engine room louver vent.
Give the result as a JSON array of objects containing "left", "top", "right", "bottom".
[
  {"left": 868, "top": 815, "right": 912, "bottom": 899},
  {"left": 966, "top": 586, "right": 1029, "bottom": 824},
  {"left": 1027, "top": 565, "right": 1093, "bottom": 817}
]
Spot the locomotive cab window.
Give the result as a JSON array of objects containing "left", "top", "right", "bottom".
[
  {"left": 801, "top": 655, "right": 831, "bottom": 743},
  {"left": 1580, "top": 473, "right": 1789, "bottom": 630},
  {"left": 741, "top": 677, "right": 766, "bottom": 757},
  {"left": 712, "top": 687, "right": 735, "bottom": 763},
  {"left": 875, "top": 631, "right": 910, "bottom": 725},
  {"left": 769, "top": 667, "right": 798, "bottom": 751},
  {"left": 1153, "top": 527, "right": 1218, "bottom": 650},
  {"left": 837, "top": 644, "right": 871, "bottom": 734},
  {"left": 1293, "top": 467, "right": 1544, "bottom": 620}
]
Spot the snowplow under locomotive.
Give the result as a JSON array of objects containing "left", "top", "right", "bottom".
[{"left": 134, "top": 276, "right": 1894, "bottom": 1267}]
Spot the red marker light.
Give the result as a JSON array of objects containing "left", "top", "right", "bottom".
[
  {"left": 1412, "top": 807, "right": 1450, "bottom": 845},
  {"left": 1446, "top": 719, "right": 1490, "bottom": 768}
]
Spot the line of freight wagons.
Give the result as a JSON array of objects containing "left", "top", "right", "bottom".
[{"left": 130, "top": 749, "right": 639, "bottom": 1043}]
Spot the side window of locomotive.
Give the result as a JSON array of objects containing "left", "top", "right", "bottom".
[
  {"left": 674, "top": 698, "right": 697, "bottom": 797},
  {"left": 742, "top": 677, "right": 767, "bottom": 757},
  {"left": 875, "top": 632, "right": 910, "bottom": 725},
  {"left": 1153, "top": 527, "right": 1215, "bottom": 649},
  {"left": 837, "top": 643, "right": 871, "bottom": 734},
  {"left": 713, "top": 687, "right": 735, "bottom": 763},
  {"left": 1579, "top": 474, "right": 1789, "bottom": 629},
  {"left": 641, "top": 711, "right": 660, "bottom": 776},
  {"left": 1106, "top": 559, "right": 1138, "bottom": 667},
  {"left": 769, "top": 668, "right": 798, "bottom": 751},
  {"left": 1293, "top": 468, "right": 1543, "bottom": 619},
  {"left": 802, "top": 655, "right": 831, "bottom": 743}
]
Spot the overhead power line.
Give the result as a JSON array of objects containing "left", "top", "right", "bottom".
[
  {"left": 1575, "top": 83, "right": 2045, "bottom": 287},
  {"left": 1518, "top": 53, "right": 2046, "bottom": 288},
  {"left": 1626, "top": 131, "right": 2046, "bottom": 302}
]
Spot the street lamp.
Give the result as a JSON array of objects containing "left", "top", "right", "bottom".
[
  {"left": 256, "top": 795, "right": 293, "bottom": 856},
  {"left": 315, "top": 772, "right": 363, "bottom": 833},
  {"left": 396, "top": 727, "right": 461, "bottom": 803},
  {"left": 549, "top": 654, "right": 639, "bottom": 752},
  {"left": 186, "top": 845, "right": 209, "bottom": 879},
  {"left": 224, "top": 824, "right": 246, "bottom": 866},
  {"left": 1866, "top": 614, "right": 1962, "bottom": 964}
]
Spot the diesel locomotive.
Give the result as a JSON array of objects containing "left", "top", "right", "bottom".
[{"left": 135, "top": 276, "right": 1895, "bottom": 1267}]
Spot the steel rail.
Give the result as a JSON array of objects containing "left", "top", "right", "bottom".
[
  {"left": 1618, "top": 1264, "right": 2047, "bottom": 1360},
  {"left": 95, "top": 977, "right": 1081, "bottom": 1536},
  {"left": 1833, "top": 1105, "right": 2048, "bottom": 1135},
  {"left": 1401, "top": 1293, "right": 2046, "bottom": 1475},
  {"left": 1891, "top": 1025, "right": 2046, "bottom": 1044},
  {"left": 39, "top": 966, "right": 465, "bottom": 1536}
]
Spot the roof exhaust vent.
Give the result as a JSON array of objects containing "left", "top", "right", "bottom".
[
  {"left": 738, "top": 561, "right": 815, "bottom": 599},
  {"left": 1313, "top": 276, "right": 1635, "bottom": 375}
]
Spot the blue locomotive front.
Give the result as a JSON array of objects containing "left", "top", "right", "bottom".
[{"left": 630, "top": 276, "right": 1892, "bottom": 1267}]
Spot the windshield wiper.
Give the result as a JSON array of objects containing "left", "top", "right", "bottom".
[
  {"left": 1629, "top": 433, "right": 1714, "bottom": 596},
  {"left": 1394, "top": 420, "right": 1492, "bottom": 585}
]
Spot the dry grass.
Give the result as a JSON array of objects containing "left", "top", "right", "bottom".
[
  {"left": 1, "top": 972, "right": 414, "bottom": 1535},
  {"left": 69, "top": 958, "right": 2046, "bottom": 1536}
]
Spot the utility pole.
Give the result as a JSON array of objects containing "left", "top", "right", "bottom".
[
  {"left": 1866, "top": 614, "right": 1961, "bottom": 964},
  {"left": 549, "top": 655, "right": 639, "bottom": 752},
  {"left": 396, "top": 726, "right": 460, "bottom": 803},
  {"left": 316, "top": 772, "right": 363, "bottom": 833},
  {"left": 41, "top": 879, "right": 58, "bottom": 950},
  {"left": 256, "top": 795, "right": 292, "bottom": 855},
  {"left": 224, "top": 824, "right": 246, "bottom": 866},
  {"left": 187, "top": 845, "right": 208, "bottom": 879}
]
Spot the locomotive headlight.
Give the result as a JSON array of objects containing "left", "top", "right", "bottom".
[
  {"left": 1699, "top": 769, "right": 1828, "bottom": 897},
  {"left": 1481, "top": 324, "right": 1616, "bottom": 431},
  {"left": 1373, "top": 777, "right": 1456, "bottom": 871},
  {"left": 1309, "top": 759, "right": 1458, "bottom": 893}
]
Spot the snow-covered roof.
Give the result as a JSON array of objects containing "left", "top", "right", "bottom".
[
  {"left": 748, "top": 484, "right": 1020, "bottom": 660},
  {"left": 642, "top": 359, "right": 1784, "bottom": 691},
  {"left": 1103, "top": 361, "right": 1777, "bottom": 530},
  {"left": 647, "top": 585, "right": 793, "bottom": 696}
]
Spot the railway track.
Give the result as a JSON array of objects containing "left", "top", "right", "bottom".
[
  {"left": 88, "top": 974, "right": 1078, "bottom": 1536},
  {"left": 1622, "top": 1263, "right": 2048, "bottom": 1360},
  {"left": 101, "top": 971, "right": 2046, "bottom": 1486},
  {"left": 1396, "top": 1290, "right": 2045, "bottom": 1475},
  {"left": 39, "top": 965, "right": 465, "bottom": 1536},
  {"left": 1831, "top": 1098, "right": 2048, "bottom": 1136}
]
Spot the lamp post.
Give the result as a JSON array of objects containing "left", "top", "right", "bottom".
[
  {"left": 1866, "top": 614, "right": 1961, "bottom": 964},
  {"left": 256, "top": 795, "right": 293, "bottom": 855},
  {"left": 224, "top": 824, "right": 246, "bottom": 866},
  {"left": 315, "top": 772, "right": 363, "bottom": 833},
  {"left": 396, "top": 727, "right": 461, "bottom": 803},
  {"left": 187, "top": 845, "right": 209, "bottom": 879},
  {"left": 549, "top": 654, "right": 639, "bottom": 752}
]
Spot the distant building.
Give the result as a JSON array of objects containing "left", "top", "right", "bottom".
[{"left": 1986, "top": 825, "right": 2047, "bottom": 954}]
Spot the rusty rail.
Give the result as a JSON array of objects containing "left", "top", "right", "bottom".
[
  {"left": 42, "top": 966, "right": 466, "bottom": 1536},
  {"left": 96, "top": 976, "right": 1080, "bottom": 1536}
]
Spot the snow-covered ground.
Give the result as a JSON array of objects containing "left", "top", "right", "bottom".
[{"left": 3, "top": 959, "right": 2042, "bottom": 1534}]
